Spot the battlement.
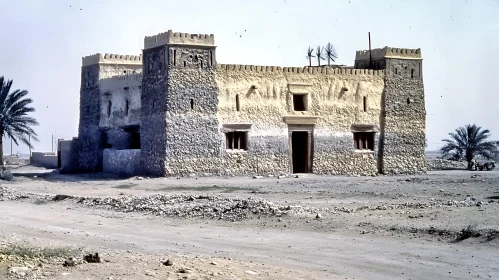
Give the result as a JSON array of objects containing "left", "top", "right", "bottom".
[
  {"left": 144, "top": 30, "right": 215, "bottom": 49},
  {"left": 355, "top": 47, "right": 422, "bottom": 61},
  {"left": 217, "top": 64, "right": 384, "bottom": 76},
  {"left": 82, "top": 53, "right": 142, "bottom": 67},
  {"left": 99, "top": 73, "right": 143, "bottom": 91}
]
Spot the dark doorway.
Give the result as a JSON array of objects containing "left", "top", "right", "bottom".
[{"left": 291, "top": 131, "right": 311, "bottom": 173}]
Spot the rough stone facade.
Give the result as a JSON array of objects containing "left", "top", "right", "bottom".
[{"left": 72, "top": 30, "right": 426, "bottom": 177}]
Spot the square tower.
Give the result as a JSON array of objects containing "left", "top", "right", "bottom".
[{"left": 140, "top": 30, "right": 222, "bottom": 176}]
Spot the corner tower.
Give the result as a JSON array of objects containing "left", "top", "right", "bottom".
[
  {"left": 355, "top": 47, "right": 426, "bottom": 174},
  {"left": 140, "top": 30, "right": 221, "bottom": 176}
]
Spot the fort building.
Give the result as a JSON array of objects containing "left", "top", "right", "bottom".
[{"left": 65, "top": 29, "right": 426, "bottom": 177}]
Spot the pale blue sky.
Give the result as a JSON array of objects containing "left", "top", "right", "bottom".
[{"left": 1, "top": 0, "right": 498, "bottom": 154}]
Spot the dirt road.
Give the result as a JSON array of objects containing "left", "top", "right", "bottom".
[{"left": 1, "top": 167, "right": 498, "bottom": 279}]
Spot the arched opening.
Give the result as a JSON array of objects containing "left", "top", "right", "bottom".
[
  {"left": 125, "top": 100, "right": 129, "bottom": 116},
  {"left": 363, "top": 96, "right": 367, "bottom": 112},
  {"left": 236, "top": 94, "right": 240, "bottom": 111},
  {"left": 107, "top": 101, "right": 112, "bottom": 117},
  {"left": 190, "top": 99, "right": 194, "bottom": 110}
]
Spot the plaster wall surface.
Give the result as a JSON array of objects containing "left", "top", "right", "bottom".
[
  {"left": 58, "top": 140, "right": 73, "bottom": 172},
  {"left": 30, "top": 152, "right": 58, "bottom": 169},
  {"left": 103, "top": 149, "right": 141, "bottom": 176}
]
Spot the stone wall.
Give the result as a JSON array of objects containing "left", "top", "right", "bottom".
[
  {"left": 30, "top": 152, "right": 58, "bottom": 169},
  {"left": 426, "top": 158, "right": 467, "bottom": 171},
  {"left": 103, "top": 149, "right": 141, "bottom": 176},
  {"left": 215, "top": 66, "right": 384, "bottom": 176},
  {"left": 379, "top": 57, "right": 426, "bottom": 175}
]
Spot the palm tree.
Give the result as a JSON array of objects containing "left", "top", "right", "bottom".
[
  {"left": 306, "top": 46, "right": 315, "bottom": 67},
  {"left": 324, "top": 42, "right": 338, "bottom": 65},
  {"left": 440, "top": 124, "right": 498, "bottom": 170},
  {"left": 0, "top": 76, "right": 39, "bottom": 167},
  {"left": 315, "top": 45, "right": 325, "bottom": 66}
]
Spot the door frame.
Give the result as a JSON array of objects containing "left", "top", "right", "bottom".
[{"left": 287, "top": 124, "right": 314, "bottom": 174}]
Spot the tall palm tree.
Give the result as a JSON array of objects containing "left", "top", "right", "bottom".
[
  {"left": 324, "top": 42, "right": 338, "bottom": 65},
  {"left": 440, "top": 124, "right": 497, "bottom": 170},
  {"left": 315, "top": 45, "right": 325, "bottom": 66},
  {"left": 306, "top": 46, "right": 315, "bottom": 67},
  {"left": 0, "top": 76, "right": 39, "bottom": 167}
]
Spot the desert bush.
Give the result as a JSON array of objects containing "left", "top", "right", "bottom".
[{"left": 0, "top": 169, "right": 15, "bottom": 181}]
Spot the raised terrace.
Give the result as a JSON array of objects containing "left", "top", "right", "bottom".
[
  {"left": 144, "top": 29, "right": 215, "bottom": 49},
  {"left": 82, "top": 53, "right": 143, "bottom": 67}
]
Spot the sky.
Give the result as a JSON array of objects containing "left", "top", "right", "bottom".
[{"left": 0, "top": 0, "right": 498, "bottom": 155}]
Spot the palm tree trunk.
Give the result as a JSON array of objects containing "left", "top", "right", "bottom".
[
  {"left": 317, "top": 57, "right": 320, "bottom": 66},
  {"left": 328, "top": 57, "right": 330, "bottom": 66},
  {"left": 467, "top": 160, "right": 473, "bottom": 170},
  {"left": 0, "top": 135, "right": 4, "bottom": 167},
  {"left": 309, "top": 57, "right": 311, "bottom": 66}
]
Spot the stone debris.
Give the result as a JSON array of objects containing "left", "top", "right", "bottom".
[
  {"left": 63, "top": 257, "right": 77, "bottom": 267},
  {"left": 84, "top": 253, "right": 101, "bottom": 263},
  {"left": 8, "top": 266, "right": 30, "bottom": 276},
  {"left": 162, "top": 259, "right": 173, "bottom": 266}
]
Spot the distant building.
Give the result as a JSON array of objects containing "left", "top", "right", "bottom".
[{"left": 66, "top": 30, "right": 426, "bottom": 177}]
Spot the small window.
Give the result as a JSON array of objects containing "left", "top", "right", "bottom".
[
  {"left": 293, "top": 94, "right": 307, "bottom": 111},
  {"left": 210, "top": 50, "right": 213, "bottom": 66},
  {"left": 394, "top": 68, "right": 398, "bottom": 75},
  {"left": 411, "top": 69, "right": 414, "bottom": 79},
  {"left": 183, "top": 61, "right": 187, "bottom": 67},
  {"left": 107, "top": 101, "right": 112, "bottom": 117},
  {"left": 236, "top": 94, "right": 240, "bottom": 111},
  {"left": 363, "top": 96, "right": 367, "bottom": 112},
  {"left": 200, "top": 60, "right": 203, "bottom": 68},
  {"left": 173, "top": 50, "right": 176, "bottom": 66},
  {"left": 225, "top": 131, "right": 248, "bottom": 150},
  {"left": 125, "top": 100, "right": 129, "bottom": 116},
  {"left": 407, "top": 97, "right": 411, "bottom": 105},
  {"left": 190, "top": 99, "right": 194, "bottom": 110},
  {"left": 353, "top": 132, "right": 375, "bottom": 151}
]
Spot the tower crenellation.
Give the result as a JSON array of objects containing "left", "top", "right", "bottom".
[
  {"left": 355, "top": 47, "right": 422, "bottom": 61},
  {"left": 144, "top": 30, "right": 215, "bottom": 50},
  {"left": 82, "top": 53, "right": 142, "bottom": 67}
]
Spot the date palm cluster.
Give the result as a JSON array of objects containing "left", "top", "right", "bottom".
[{"left": 306, "top": 43, "right": 338, "bottom": 66}]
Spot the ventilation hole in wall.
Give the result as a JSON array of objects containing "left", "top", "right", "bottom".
[
  {"left": 236, "top": 94, "right": 240, "bottom": 111},
  {"left": 107, "top": 101, "right": 112, "bottom": 117},
  {"left": 190, "top": 99, "right": 194, "bottom": 110},
  {"left": 124, "top": 70, "right": 127, "bottom": 73},
  {"left": 125, "top": 100, "right": 129, "bottom": 116},
  {"left": 395, "top": 68, "right": 398, "bottom": 75},
  {"left": 363, "top": 96, "right": 367, "bottom": 112},
  {"left": 200, "top": 60, "right": 203, "bottom": 68},
  {"left": 173, "top": 50, "right": 177, "bottom": 66},
  {"left": 411, "top": 69, "right": 414, "bottom": 79},
  {"left": 407, "top": 98, "right": 411, "bottom": 105},
  {"left": 183, "top": 61, "right": 187, "bottom": 67},
  {"left": 210, "top": 50, "right": 213, "bottom": 66}
]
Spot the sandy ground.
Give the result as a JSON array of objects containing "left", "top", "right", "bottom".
[{"left": 1, "top": 166, "right": 498, "bottom": 279}]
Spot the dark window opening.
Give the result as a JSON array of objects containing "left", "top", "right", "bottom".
[
  {"left": 394, "top": 68, "right": 398, "bottom": 75},
  {"left": 107, "top": 101, "right": 112, "bottom": 117},
  {"left": 100, "top": 132, "right": 112, "bottom": 149},
  {"left": 200, "top": 60, "right": 203, "bottom": 68},
  {"left": 210, "top": 50, "right": 213, "bottom": 66},
  {"left": 225, "top": 131, "right": 248, "bottom": 150},
  {"left": 173, "top": 50, "right": 176, "bottom": 66},
  {"left": 190, "top": 99, "right": 194, "bottom": 110},
  {"left": 125, "top": 100, "right": 129, "bottom": 116},
  {"left": 293, "top": 94, "right": 307, "bottom": 111},
  {"left": 411, "top": 69, "right": 414, "bottom": 79},
  {"left": 183, "top": 61, "right": 187, "bottom": 67},
  {"left": 353, "top": 132, "right": 375, "bottom": 151},
  {"left": 124, "top": 70, "right": 126, "bottom": 73},
  {"left": 363, "top": 96, "right": 367, "bottom": 112},
  {"left": 124, "top": 126, "right": 141, "bottom": 149},
  {"left": 407, "top": 97, "right": 411, "bottom": 105},
  {"left": 236, "top": 94, "right": 240, "bottom": 111}
]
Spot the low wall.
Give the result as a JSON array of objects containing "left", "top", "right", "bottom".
[
  {"left": 103, "top": 149, "right": 141, "bottom": 176},
  {"left": 30, "top": 152, "right": 58, "bottom": 169},
  {"left": 426, "top": 158, "right": 467, "bottom": 171}
]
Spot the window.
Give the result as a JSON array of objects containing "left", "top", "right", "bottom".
[
  {"left": 293, "top": 94, "right": 307, "bottom": 111},
  {"left": 125, "top": 100, "right": 129, "bottom": 116},
  {"left": 190, "top": 99, "right": 194, "bottom": 110},
  {"left": 173, "top": 50, "right": 176, "bottom": 66},
  {"left": 183, "top": 61, "right": 187, "bottom": 67},
  {"left": 411, "top": 69, "right": 414, "bottom": 79},
  {"left": 107, "top": 101, "right": 112, "bottom": 117},
  {"left": 225, "top": 131, "right": 248, "bottom": 150},
  {"left": 353, "top": 132, "right": 375, "bottom": 151},
  {"left": 210, "top": 50, "right": 213, "bottom": 66},
  {"left": 363, "top": 96, "right": 367, "bottom": 112},
  {"left": 236, "top": 94, "right": 240, "bottom": 111},
  {"left": 394, "top": 68, "right": 398, "bottom": 75}
]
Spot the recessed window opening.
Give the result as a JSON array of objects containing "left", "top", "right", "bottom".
[
  {"left": 363, "top": 96, "right": 367, "bottom": 112},
  {"left": 411, "top": 69, "right": 414, "bottom": 79},
  {"left": 236, "top": 94, "right": 240, "bottom": 111},
  {"left": 200, "top": 60, "right": 203, "bottom": 68},
  {"left": 210, "top": 50, "right": 213, "bottom": 66},
  {"left": 407, "top": 98, "right": 411, "bottom": 105},
  {"left": 395, "top": 68, "right": 398, "bottom": 75},
  {"left": 353, "top": 132, "right": 375, "bottom": 151},
  {"left": 183, "top": 61, "right": 187, "bottom": 67},
  {"left": 190, "top": 99, "right": 194, "bottom": 110},
  {"left": 107, "top": 101, "right": 112, "bottom": 117},
  {"left": 125, "top": 100, "right": 129, "bottom": 116},
  {"left": 225, "top": 131, "right": 248, "bottom": 150},
  {"left": 173, "top": 50, "right": 176, "bottom": 66},
  {"left": 293, "top": 94, "right": 307, "bottom": 111}
]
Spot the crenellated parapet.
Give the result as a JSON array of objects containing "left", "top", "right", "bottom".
[
  {"left": 217, "top": 64, "right": 384, "bottom": 76},
  {"left": 144, "top": 29, "right": 215, "bottom": 49},
  {"left": 355, "top": 47, "right": 422, "bottom": 61},
  {"left": 99, "top": 73, "right": 143, "bottom": 91},
  {"left": 82, "top": 53, "right": 143, "bottom": 67}
]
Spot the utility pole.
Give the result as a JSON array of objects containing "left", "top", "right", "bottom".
[
  {"left": 10, "top": 137, "right": 12, "bottom": 155},
  {"left": 52, "top": 134, "right": 53, "bottom": 153},
  {"left": 368, "top": 32, "right": 372, "bottom": 69}
]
